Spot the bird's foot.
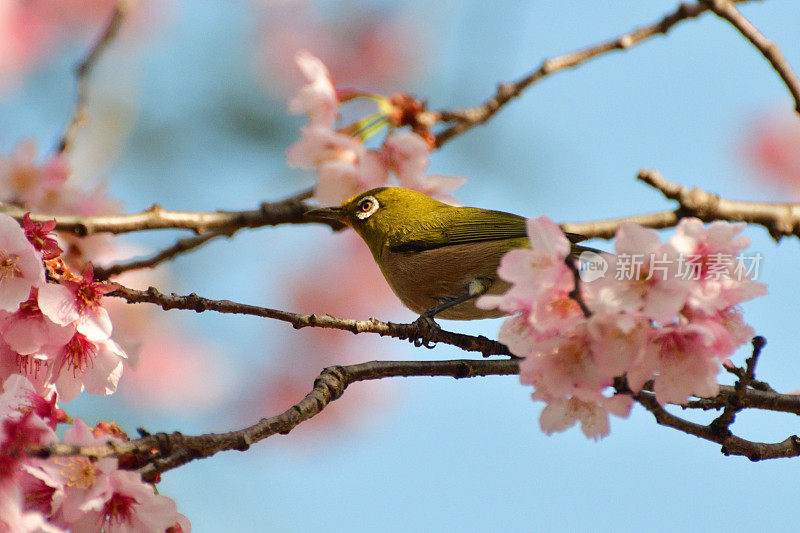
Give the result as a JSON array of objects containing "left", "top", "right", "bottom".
[{"left": 411, "top": 313, "right": 440, "bottom": 348}]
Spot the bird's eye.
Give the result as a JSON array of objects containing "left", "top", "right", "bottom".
[{"left": 355, "top": 196, "right": 379, "bottom": 220}]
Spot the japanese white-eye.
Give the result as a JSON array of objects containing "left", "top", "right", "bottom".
[{"left": 308, "top": 187, "right": 586, "bottom": 321}]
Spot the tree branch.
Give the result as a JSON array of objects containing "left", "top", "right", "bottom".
[
  {"left": 109, "top": 284, "right": 515, "bottom": 358},
  {"left": 636, "top": 390, "right": 800, "bottom": 460},
  {"left": 30, "top": 350, "right": 800, "bottom": 476},
  {"left": 0, "top": 188, "right": 342, "bottom": 236},
  {"left": 638, "top": 168, "right": 800, "bottom": 241},
  {"left": 57, "top": 0, "right": 132, "bottom": 154},
  {"left": 700, "top": 0, "right": 800, "bottom": 114},
  {"left": 30, "top": 359, "right": 521, "bottom": 478},
  {"left": 434, "top": 1, "right": 756, "bottom": 147}
]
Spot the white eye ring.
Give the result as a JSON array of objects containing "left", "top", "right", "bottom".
[{"left": 356, "top": 196, "right": 379, "bottom": 220}]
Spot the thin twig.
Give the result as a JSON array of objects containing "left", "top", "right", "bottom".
[
  {"left": 94, "top": 231, "right": 229, "bottom": 280},
  {"left": 435, "top": 1, "right": 755, "bottom": 146},
  {"left": 57, "top": 0, "right": 132, "bottom": 154},
  {"left": 636, "top": 390, "right": 800, "bottom": 461},
  {"left": 565, "top": 258, "right": 592, "bottom": 317},
  {"left": 701, "top": 0, "right": 800, "bottom": 114},
  {"left": 109, "top": 284, "right": 515, "bottom": 358},
  {"left": 638, "top": 168, "right": 800, "bottom": 241},
  {"left": 709, "top": 336, "right": 767, "bottom": 433}
]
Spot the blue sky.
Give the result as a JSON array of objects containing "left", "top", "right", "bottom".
[{"left": 2, "top": 1, "right": 800, "bottom": 531}]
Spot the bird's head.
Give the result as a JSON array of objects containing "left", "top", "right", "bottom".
[{"left": 307, "top": 187, "right": 448, "bottom": 253}]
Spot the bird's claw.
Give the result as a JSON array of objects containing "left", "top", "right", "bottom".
[{"left": 411, "top": 313, "right": 440, "bottom": 348}]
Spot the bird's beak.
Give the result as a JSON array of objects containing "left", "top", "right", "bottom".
[{"left": 306, "top": 206, "right": 347, "bottom": 222}]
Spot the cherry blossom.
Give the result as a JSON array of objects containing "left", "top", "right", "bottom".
[
  {"left": 486, "top": 215, "right": 765, "bottom": 437},
  {"left": 478, "top": 216, "right": 575, "bottom": 321},
  {"left": 538, "top": 393, "right": 633, "bottom": 441},
  {"left": 49, "top": 334, "right": 126, "bottom": 403},
  {"left": 0, "top": 484, "right": 64, "bottom": 533},
  {"left": 46, "top": 419, "right": 189, "bottom": 533},
  {"left": 589, "top": 222, "right": 689, "bottom": 324},
  {"left": 22, "top": 215, "right": 62, "bottom": 261},
  {"left": 0, "top": 214, "right": 45, "bottom": 313},
  {"left": 38, "top": 264, "right": 116, "bottom": 342},
  {"left": 628, "top": 322, "right": 729, "bottom": 405},
  {"left": 668, "top": 218, "right": 767, "bottom": 315},
  {"left": 285, "top": 53, "right": 464, "bottom": 206},
  {"left": 288, "top": 49, "right": 339, "bottom": 128},
  {"left": 0, "top": 140, "right": 68, "bottom": 208},
  {"left": 0, "top": 291, "right": 74, "bottom": 358},
  {"left": 381, "top": 131, "right": 465, "bottom": 204}
]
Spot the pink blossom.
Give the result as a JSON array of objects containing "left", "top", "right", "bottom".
[
  {"left": 519, "top": 325, "right": 611, "bottom": 400},
  {"left": 538, "top": 393, "right": 632, "bottom": 441},
  {"left": 0, "top": 484, "right": 63, "bottom": 533},
  {"left": 740, "top": 111, "right": 800, "bottom": 195},
  {"left": 288, "top": 50, "right": 339, "bottom": 128},
  {"left": 286, "top": 126, "right": 363, "bottom": 169},
  {"left": 0, "top": 375, "right": 59, "bottom": 434},
  {"left": 313, "top": 152, "right": 387, "bottom": 206},
  {"left": 590, "top": 222, "right": 689, "bottom": 324},
  {"left": 0, "top": 140, "right": 68, "bottom": 209},
  {"left": 381, "top": 131, "right": 465, "bottom": 203},
  {"left": 629, "top": 322, "right": 727, "bottom": 405},
  {"left": 0, "top": 214, "right": 45, "bottom": 313},
  {"left": 286, "top": 127, "right": 388, "bottom": 205},
  {"left": 38, "top": 265, "right": 116, "bottom": 342},
  {"left": 478, "top": 216, "right": 574, "bottom": 318},
  {"left": 22, "top": 214, "right": 62, "bottom": 261},
  {"left": 49, "top": 419, "right": 189, "bottom": 533},
  {"left": 587, "top": 312, "right": 649, "bottom": 378},
  {"left": 67, "top": 469, "right": 189, "bottom": 533},
  {"left": 0, "top": 290, "right": 74, "bottom": 357},
  {"left": 49, "top": 334, "right": 126, "bottom": 403},
  {"left": 669, "top": 218, "right": 767, "bottom": 314}
]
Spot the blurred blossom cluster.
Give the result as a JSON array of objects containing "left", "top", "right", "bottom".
[
  {"left": 254, "top": 1, "right": 427, "bottom": 98},
  {"left": 741, "top": 111, "right": 800, "bottom": 197},
  {"left": 0, "top": 0, "right": 118, "bottom": 91},
  {"left": 286, "top": 50, "right": 464, "bottom": 206},
  {"left": 479, "top": 218, "right": 766, "bottom": 440}
]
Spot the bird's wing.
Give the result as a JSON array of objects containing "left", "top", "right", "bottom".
[{"left": 388, "top": 208, "right": 586, "bottom": 252}]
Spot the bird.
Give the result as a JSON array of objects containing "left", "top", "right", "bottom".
[{"left": 307, "top": 187, "right": 587, "bottom": 322}]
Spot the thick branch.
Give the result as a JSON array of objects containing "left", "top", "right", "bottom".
[
  {"left": 30, "top": 352, "right": 800, "bottom": 476},
  {"left": 435, "top": 1, "right": 753, "bottom": 146},
  {"left": 57, "top": 0, "right": 131, "bottom": 154},
  {"left": 0, "top": 189, "right": 341, "bottom": 236},
  {"left": 701, "top": 0, "right": 800, "bottom": 114},
  {"left": 109, "top": 284, "right": 514, "bottom": 358},
  {"left": 639, "top": 168, "right": 800, "bottom": 241},
  {"left": 561, "top": 209, "right": 682, "bottom": 240},
  {"left": 31, "top": 359, "right": 521, "bottom": 477}
]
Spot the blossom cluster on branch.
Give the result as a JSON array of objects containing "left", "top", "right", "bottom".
[
  {"left": 0, "top": 145, "right": 190, "bottom": 529},
  {"left": 286, "top": 50, "right": 464, "bottom": 205},
  {"left": 479, "top": 217, "right": 766, "bottom": 439}
]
